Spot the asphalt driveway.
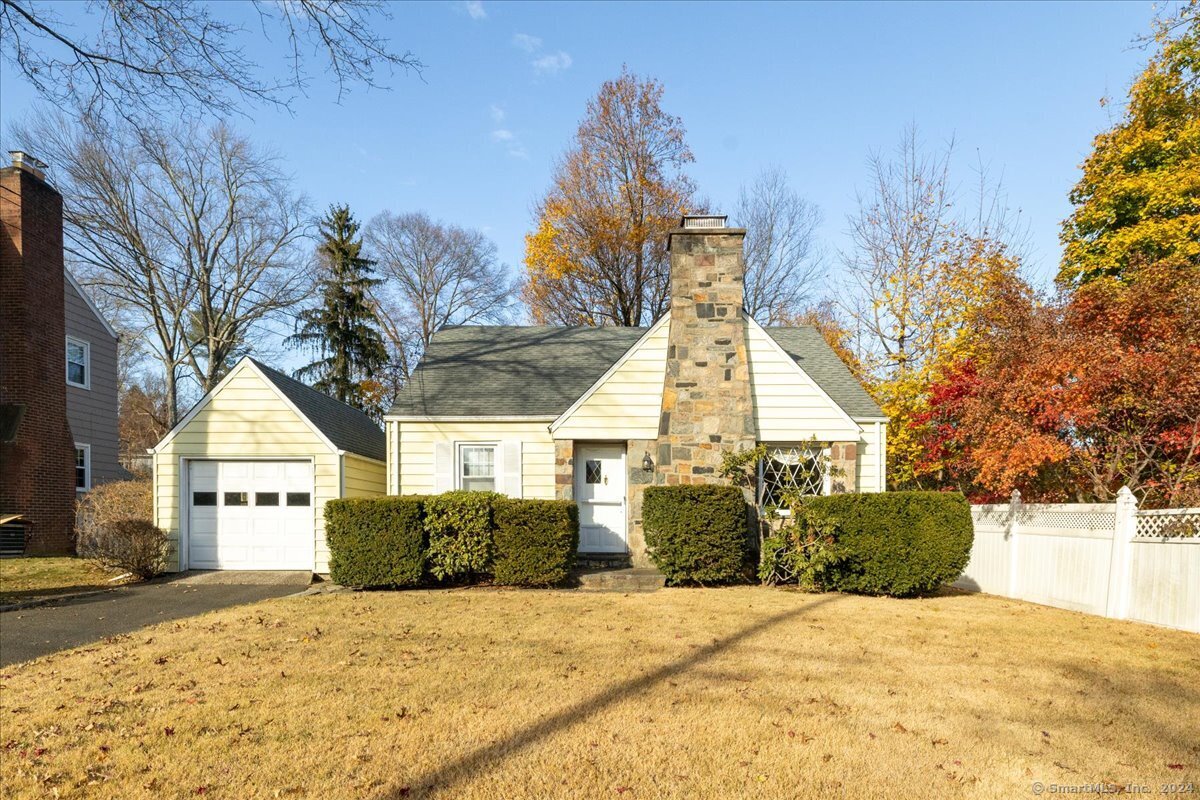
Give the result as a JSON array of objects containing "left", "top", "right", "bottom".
[{"left": 0, "top": 572, "right": 309, "bottom": 666}]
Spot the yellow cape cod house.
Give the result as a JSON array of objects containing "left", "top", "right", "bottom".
[{"left": 151, "top": 216, "right": 885, "bottom": 573}]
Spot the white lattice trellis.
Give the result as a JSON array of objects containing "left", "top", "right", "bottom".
[
  {"left": 1135, "top": 509, "right": 1200, "bottom": 539},
  {"left": 757, "top": 445, "right": 825, "bottom": 508}
]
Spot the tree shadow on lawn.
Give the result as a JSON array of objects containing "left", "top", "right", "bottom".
[{"left": 378, "top": 593, "right": 845, "bottom": 799}]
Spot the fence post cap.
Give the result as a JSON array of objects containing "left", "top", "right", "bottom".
[
  {"left": 1116, "top": 486, "right": 1137, "bottom": 503},
  {"left": 1010, "top": 489, "right": 1022, "bottom": 503}
]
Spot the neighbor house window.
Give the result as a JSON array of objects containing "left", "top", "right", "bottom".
[
  {"left": 757, "top": 443, "right": 827, "bottom": 510},
  {"left": 66, "top": 337, "right": 90, "bottom": 388},
  {"left": 458, "top": 444, "right": 496, "bottom": 492},
  {"left": 75, "top": 444, "right": 91, "bottom": 491}
]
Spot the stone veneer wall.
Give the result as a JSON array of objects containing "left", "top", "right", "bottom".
[
  {"left": 829, "top": 442, "right": 858, "bottom": 493},
  {"left": 654, "top": 227, "right": 756, "bottom": 486}
]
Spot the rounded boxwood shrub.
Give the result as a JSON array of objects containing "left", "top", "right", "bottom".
[
  {"left": 643, "top": 484, "right": 751, "bottom": 585},
  {"left": 423, "top": 490, "right": 500, "bottom": 581},
  {"left": 492, "top": 498, "right": 579, "bottom": 587},
  {"left": 326, "top": 496, "right": 426, "bottom": 588},
  {"left": 801, "top": 491, "right": 973, "bottom": 596}
]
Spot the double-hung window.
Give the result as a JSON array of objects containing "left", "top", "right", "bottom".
[
  {"left": 757, "top": 443, "right": 828, "bottom": 511},
  {"left": 66, "top": 337, "right": 90, "bottom": 389},
  {"left": 458, "top": 444, "right": 496, "bottom": 492},
  {"left": 75, "top": 444, "right": 91, "bottom": 492}
]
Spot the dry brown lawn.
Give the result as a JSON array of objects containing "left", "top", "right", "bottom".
[
  {"left": 1, "top": 587, "right": 1197, "bottom": 799},
  {"left": 0, "top": 557, "right": 126, "bottom": 604}
]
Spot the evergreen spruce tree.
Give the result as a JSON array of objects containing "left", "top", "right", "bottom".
[{"left": 289, "top": 205, "right": 389, "bottom": 416}]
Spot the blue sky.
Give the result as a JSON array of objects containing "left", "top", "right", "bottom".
[{"left": 1, "top": 1, "right": 1159, "bottom": 292}]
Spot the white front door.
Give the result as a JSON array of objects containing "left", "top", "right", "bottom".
[
  {"left": 187, "top": 460, "right": 314, "bottom": 570},
  {"left": 575, "top": 443, "right": 627, "bottom": 553}
]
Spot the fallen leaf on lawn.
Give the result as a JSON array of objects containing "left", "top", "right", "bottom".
[
  {"left": 932, "top": 738, "right": 948, "bottom": 746},
  {"left": 1167, "top": 764, "right": 1187, "bottom": 770},
  {"left": 892, "top": 723, "right": 908, "bottom": 734},
  {"left": 163, "top": 727, "right": 175, "bottom": 736}
]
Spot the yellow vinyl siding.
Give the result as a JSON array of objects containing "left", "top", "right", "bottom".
[
  {"left": 746, "top": 322, "right": 863, "bottom": 442},
  {"left": 552, "top": 316, "right": 668, "bottom": 440},
  {"left": 152, "top": 362, "right": 345, "bottom": 573},
  {"left": 390, "top": 420, "right": 555, "bottom": 499},
  {"left": 343, "top": 454, "right": 386, "bottom": 497}
]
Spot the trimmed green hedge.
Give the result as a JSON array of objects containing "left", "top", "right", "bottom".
[
  {"left": 423, "top": 490, "right": 500, "bottom": 581},
  {"left": 493, "top": 498, "right": 579, "bottom": 586},
  {"left": 643, "top": 485, "right": 751, "bottom": 585},
  {"left": 801, "top": 491, "right": 973, "bottom": 596},
  {"left": 325, "top": 496, "right": 426, "bottom": 588}
]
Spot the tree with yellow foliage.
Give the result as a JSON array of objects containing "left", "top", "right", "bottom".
[
  {"left": 524, "top": 68, "right": 699, "bottom": 326},
  {"left": 1059, "top": 2, "right": 1200, "bottom": 285}
]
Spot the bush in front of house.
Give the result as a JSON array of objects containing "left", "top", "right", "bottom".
[
  {"left": 325, "top": 496, "right": 426, "bottom": 588},
  {"left": 798, "top": 491, "right": 973, "bottom": 597},
  {"left": 492, "top": 498, "right": 579, "bottom": 587},
  {"left": 76, "top": 479, "right": 168, "bottom": 578},
  {"left": 423, "top": 490, "right": 501, "bottom": 582},
  {"left": 643, "top": 485, "right": 752, "bottom": 585}
]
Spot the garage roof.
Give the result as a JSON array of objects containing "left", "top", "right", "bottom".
[{"left": 251, "top": 360, "right": 386, "bottom": 462}]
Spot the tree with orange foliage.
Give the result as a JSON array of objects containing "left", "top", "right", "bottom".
[
  {"left": 524, "top": 68, "right": 700, "bottom": 326},
  {"left": 915, "top": 259, "right": 1200, "bottom": 506}
]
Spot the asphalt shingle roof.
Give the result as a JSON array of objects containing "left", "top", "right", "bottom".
[
  {"left": 389, "top": 326, "right": 646, "bottom": 417},
  {"left": 388, "top": 322, "right": 883, "bottom": 421},
  {"left": 252, "top": 359, "right": 387, "bottom": 462}
]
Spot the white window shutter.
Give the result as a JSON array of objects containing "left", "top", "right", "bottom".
[
  {"left": 500, "top": 440, "right": 523, "bottom": 498},
  {"left": 434, "top": 442, "right": 454, "bottom": 494}
]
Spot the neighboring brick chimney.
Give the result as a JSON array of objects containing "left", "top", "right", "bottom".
[
  {"left": 655, "top": 215, "right": 756, "bottom": 484},
  {"left": 1, "top": 151, "right": 76, "bottom": 554}
]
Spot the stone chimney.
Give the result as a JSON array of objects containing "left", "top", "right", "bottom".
[
  {"left": 1, "top": 152, "right": 76, "bottom": 553},
  {"left": 654, "top": 215, "right": 756, "bottom": 484}
]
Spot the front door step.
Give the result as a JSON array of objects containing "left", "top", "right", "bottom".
[
  {"left": 575, "top": 567, "right": 666, "bottom": 592},
  {"left": 575, "top": 552, "right": 632, "bottom": 570}
]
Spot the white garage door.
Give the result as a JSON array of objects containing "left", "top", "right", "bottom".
[{"left": 187, "top": 460, "right": 314, "bottom": 570}]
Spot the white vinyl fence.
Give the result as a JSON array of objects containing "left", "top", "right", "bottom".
[{"left": 955, "top": 488, "right": 1200, "bottom": 633}]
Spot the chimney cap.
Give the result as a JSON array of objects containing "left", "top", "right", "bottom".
[
  {"left": 8, "top": 150, "right": 48, "bottom": 179},
  {"left": 680, "top": 214, "right": 728, "bottom": 229}
]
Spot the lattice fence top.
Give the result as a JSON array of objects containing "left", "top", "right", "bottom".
[
  {"left": 1018, "top": 509, "right": 1117, "bottom": 530},
  {"left": 1135, "top": 508, "right": 1200, "bottom": 539}
]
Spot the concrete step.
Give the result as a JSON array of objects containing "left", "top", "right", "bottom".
[
  {"left": 575, "top": 552, "right": 633, "bottom": 570},
  {"left": 575, "top": 567, "right": 666, "bottom": 592}
]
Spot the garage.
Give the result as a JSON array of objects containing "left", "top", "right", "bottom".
[
  {"left": 187, "top": 460, "right": 315, "bottom": 570},
  {"left": 150, "top": 357, "right": 387, "bottom": 573}
]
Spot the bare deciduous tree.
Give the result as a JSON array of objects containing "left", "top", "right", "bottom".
[
  {"left": 732, "top": 167, "right": 824, "bottom": 325},
  {"left": 14, "top": 113, "right": 309, "bottom": 422},
  {"left": 0, "top": 0, "right": 420, "bottom": 120},
  {"left": 366, "top": 211, "right": 517, "bottom": 382}
]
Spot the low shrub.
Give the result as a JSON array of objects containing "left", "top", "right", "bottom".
[
  {"left": 643, "top": 485, "right": 751, "bottom": 585},
  {"left": 492, "top": 498, "right": 579, "bottom": 586},
  {"left": 797, "top": 491, "right": 973, "bottom": 597},
  {"left": 76, "top": 480, "right": 167, "bottom": 578},
  {"left": 423, "top": 491, "right": 500, "bottom": 582},
  {"left": 326, "top": 496, "right": 425, "bottom": 588}
]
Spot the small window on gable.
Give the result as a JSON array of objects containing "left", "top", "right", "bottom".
[{"left": 66, "top": 337, "right": 90, "bottom": 388}]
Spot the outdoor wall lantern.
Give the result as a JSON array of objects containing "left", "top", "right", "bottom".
[{"left": 642, "top": 453, "right": 654, "bottom": 472}]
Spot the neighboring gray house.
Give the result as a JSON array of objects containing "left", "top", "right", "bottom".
[{"left": 64, "top": 270, "right": 122, "bottom": 491}]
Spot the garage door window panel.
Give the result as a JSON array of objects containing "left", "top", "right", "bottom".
[
  {"left": 256, "top": 492, "right": 280, "bottom": 506},
  {"left": 224, "top": 492, "right": 249, "bottom": 507},
  {"left": 286, "top": 492, "right": 311, "bottom": 507}
]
